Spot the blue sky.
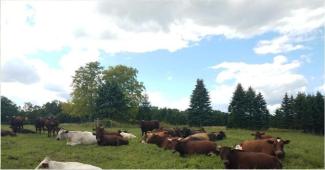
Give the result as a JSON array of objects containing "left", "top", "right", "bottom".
[{"left": 1, "top": 0, "right": 324, "bottom": 113}]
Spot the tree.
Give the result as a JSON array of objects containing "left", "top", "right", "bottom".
[
  {"left": 293, "top": 92, "right": 307, "bottom": 129},
  {"left": 137, "top": 94, "right": 152, "bottom": 120},
  {"left": 71, "top": 61, "right": 103, "bottom": 120},
  {"left": 1, "top": 96, "right": 20, "bottom": 123},
  {"left": 255, "top": 92, "right": 270, "bottom": 129},
  {"left": 188, "top": 79, "right": 212, "bottom": 127},
  {"left": 245, "top": 87, "right": 257, "bottom": 129},
  {"left": 313, "top": 92, "right": 324, "bottom": 134},
  {"left": 102, "top": 65, "right": 145, "bottom": 108},
  {"left": 228, "top": 83, "right": 246, "bottom": 128},
  {"left": 96, "top": 81, "right": 128, "bottom": 122}
]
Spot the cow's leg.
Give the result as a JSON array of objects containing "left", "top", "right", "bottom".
[{"left": 48, "top": 129, "right": 51, "bottom": 137}]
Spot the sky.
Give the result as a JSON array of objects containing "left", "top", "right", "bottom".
[{"left": 1, "top": 0, "right": 324, "bottom": 114}]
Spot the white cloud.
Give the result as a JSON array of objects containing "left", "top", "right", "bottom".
[
  {"left": 254, "top": 35, "right": 304, "bottom": 55},
  {"left": 1, "top": 0, "right": 322, "bottom": 107},
  {"left": 147, "top": 91, "right": 189, "bottom": 111},
  {"left": 211, "top": 55, "right": 307, "bottom": 113}
]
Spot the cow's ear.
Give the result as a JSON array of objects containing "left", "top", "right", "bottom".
[
  {"left": 261, "top": 132, "right": 265, "bottom": 135},
  {"left": 284, "top": 140, "right": 290, "bottom": 144},
  {"left": 267, "top": 139, "right": 274, "bottom": 144},
  {"left": 251, "top": 133, "right": 256, "bottom": 136},
  {"left": 65, "top": 130, "right": 69, "bottom": 133}
]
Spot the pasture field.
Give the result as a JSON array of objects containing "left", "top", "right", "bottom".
[{"left": 1, "top": 123, "right": 324, "bottom": 169}]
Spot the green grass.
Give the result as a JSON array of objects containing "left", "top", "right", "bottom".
[{"left": 1, "top": 124, "right": 324, "bottom": 169}]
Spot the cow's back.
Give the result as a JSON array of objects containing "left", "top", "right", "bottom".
[{"left": 240, "top": 139, "right": 274, "bottom": 155}]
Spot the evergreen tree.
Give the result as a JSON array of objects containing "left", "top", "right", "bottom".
[
  {"left": 293, "top": 92, "right": 307, "bottom": 130},
  {"left": 188, "top": 79, "right": 212, "bottom": 127},
  {"left": 137, "top": 94, "right": 152, "bottom": 120},
  {"left": 313, "top": 92, "right": 324, "bottom": 134},
  {"left": 303, "top": 95, "right": 314, "bottom": 132},
  {"left": 95, "top": 81, "right": 128, "bottom": 121},
  {"left": 228, "top": 83, "right": 246, "bottom": 128},
  {"left": 245, "top": 87, "right": 257, "bottom": 129},
  {"left": 256, "top": 92, "right": 270, "bottom": 129}
]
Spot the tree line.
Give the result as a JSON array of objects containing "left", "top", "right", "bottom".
[
  {"left": 271, "top": 92, "right": 324, "bottom": 134},
  {"left": 1, "top": 62, "right": 323, "bottom": 134}
]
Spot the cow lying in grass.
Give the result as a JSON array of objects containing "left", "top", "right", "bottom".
[
  {"left": 35, "top": 157, "right": 102, "bottom": 170},
  {"left": 118, "top": 130, "right": 137, "bottom": 139},
  {"left": 56, "top": 128, "right": 97, "bottom": 146},
  {"left": 251, "top": 131, "right": 273, "bottom": 140},
  {"left": 95, "top": 127, "right": 129, "bottom": 146},
  {"left": 174, "top": 138, "right": 219, "bottom": 157},
  {"left": 219, "top": 146, "right": 282, "bottom": 169},
  {"left": 1, "top": 129, "right": 16, "bottom": 137},
  {"left": 239, "top": 137, "right": 290, "bottom": 159}
]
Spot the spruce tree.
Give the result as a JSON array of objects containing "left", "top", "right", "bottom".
[
  {"left": 245, "top": 87, "right": 257, "bottom": 129},
  {"left": 293, "top": 92, "right": 307, "bottom": 130},
  {"left": 256, "top": 92, "right": 270, "bottom": 129},
  {"left": 188, "top": 79, "right": 212, "bottom": 127},
  {"left": 313, "top": 92, "right": 324, "bottom": 134},
  {"left": 228, "top": 83, "right": 246, "bottom": 128}
]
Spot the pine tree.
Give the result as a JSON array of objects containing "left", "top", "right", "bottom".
[
  {"left": 228, "top": 83, "right": 246, "bottom": 128},
  {"left": 245, "top": 87, "right": 257, "bottom": 129},
  {"left": 188, "top": 79, "right": 212, "bottom": 127},
  {"left": 303, "top": 95, "right": 314, "bottom": 133},
  {"left": 313, "top": 92, "right": 324, "bottom": 134},
  {"left": 256, "top": 92, "right": 270, "bottom": 129},
  {"left": 293, "top": 92, "right": 307, "bottom": 130}
]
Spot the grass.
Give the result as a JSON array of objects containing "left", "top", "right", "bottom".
[{"left": 1, "top": 124, "right": 324, "bottom": 169}]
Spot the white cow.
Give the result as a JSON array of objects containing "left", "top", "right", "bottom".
[
  {"left": 56, "top": 128, "right": 97, "bottom": 146},
  {"left": 120, "top": 132, "right": 137, "bottom": 139},
  {"left": 35, "top": 157, "right": 102, "bottom": 170}
]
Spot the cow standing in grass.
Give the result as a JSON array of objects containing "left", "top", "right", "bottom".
[
  {"left": 140, "top": 120, "right": 160, "bottom": 136},
  {"left": 45, "top": 117, "right": 59, "bottom": 137},
  {"left": 35, "top": 117, "right": 46, "bottom": 134},
  {"left": 10, "top": 116, "right": 25, "bottom": 133}
]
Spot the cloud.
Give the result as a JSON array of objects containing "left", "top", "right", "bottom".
[
  {"left": 147, "top": 91, "right": 189, "bottom": 111},
  {"left": 2, "top": 58, "right": 40, "bottom": 84},
  {"left": 211, "top": 55, "right": 307, "bottom": 113},
  {"left": 254, "top": 35, "right": 304, "bottom": 55}
]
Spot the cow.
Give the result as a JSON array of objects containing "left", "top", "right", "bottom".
[
  {"left": 183, "top": 133, "right": 209, "bottom": 141},
  {"left": 35, "top": 157, "right": 102, "bottom": 170},
  {"left": 118, "top": 130, "right": 137, "bottom": 139},
  {"left": 1, "top": 129, "right": 16, "bottom": 137},
  {"left": 95, "top": 127, "right": 128, "bottom": 146},
  {"left": 19, "top": 128, "right": 36, "bottom": 134},
  {"left": 35, "top": 117, "right": 46, "bottom": 134},
  {"left": 174, "top": 138, "right": 219, "bottom": 156},
  {"left": 141, "top": 130, "right": 169, "bottom": 143},
  {"left": 56, "top": 128, "right": 97, "bottom": 146},
  {"left": 10, "top": 116, "right": 25, "bottom": 133},
  {"left": 45, "top": 117, "right": 59, "bottom": 137},
  {"left": 161, "top": 137, "right": 183, "bottom": 150},
  {"left": 251, "top": 131, "right": 273, "bottom": 140},
  {"left": 240, "top": 138, "right": 290, "bottom": 159},
  {"left": 140, "top": 120, "right": 160, "bottom": 136},
  {"left": 219, "top": 146, "right": 282, "bottom": 169}
]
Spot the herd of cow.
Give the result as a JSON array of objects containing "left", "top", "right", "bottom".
[{"left": 1, "top": 118, "right": 290, "bottom": 169}]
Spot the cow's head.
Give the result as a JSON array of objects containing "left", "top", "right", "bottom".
[
  {"left": 95, "top": 127, "right": 105, "bottom": 140},
  {"left": 218, "top": 147, "right": 233, "bottom": 167},
  {"left": 251, "top": 131, "right": 265, "bottom": 139},
  {"left": 56, "top": 128, "right": 68, "bottom": 140},
  {"left": 267, "top": 138, "right": 290, "bottom": 159}
]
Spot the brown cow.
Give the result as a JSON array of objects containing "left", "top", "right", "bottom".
[
  {"left": 10, "top": 116, "right": 25, "bottom": 133},
  {"left": 161, "top": 137, "right": 182, "bottom": 150},
  {"left": 219, "top": 146, "right": 282, "bottom": 169},
  {"left": 142, "top": 130, "right": 169, "bottom": 143},
  {"left": 1, "top": 129, "right": 16, "bottom": 137},
  {"left": 174, "top": 139, "right": 219, "bottom": 156},
  {"left": 240, "top": 138, "right": 290, "bottom": 159},
  {"left": 251, "top": 131, "right": 273, "bottom": 140},
  {"left": 140, "top": 120, "right": 160, "bottom": 136},
  {"left": 95, "top": 127, "right": 128, "bottom": 146},
  {"left": 45, "top": 117, "right": 59, "bottom": 137},
  {"left": 35, "top": 117, "right": 46, "bottom": 134}
]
